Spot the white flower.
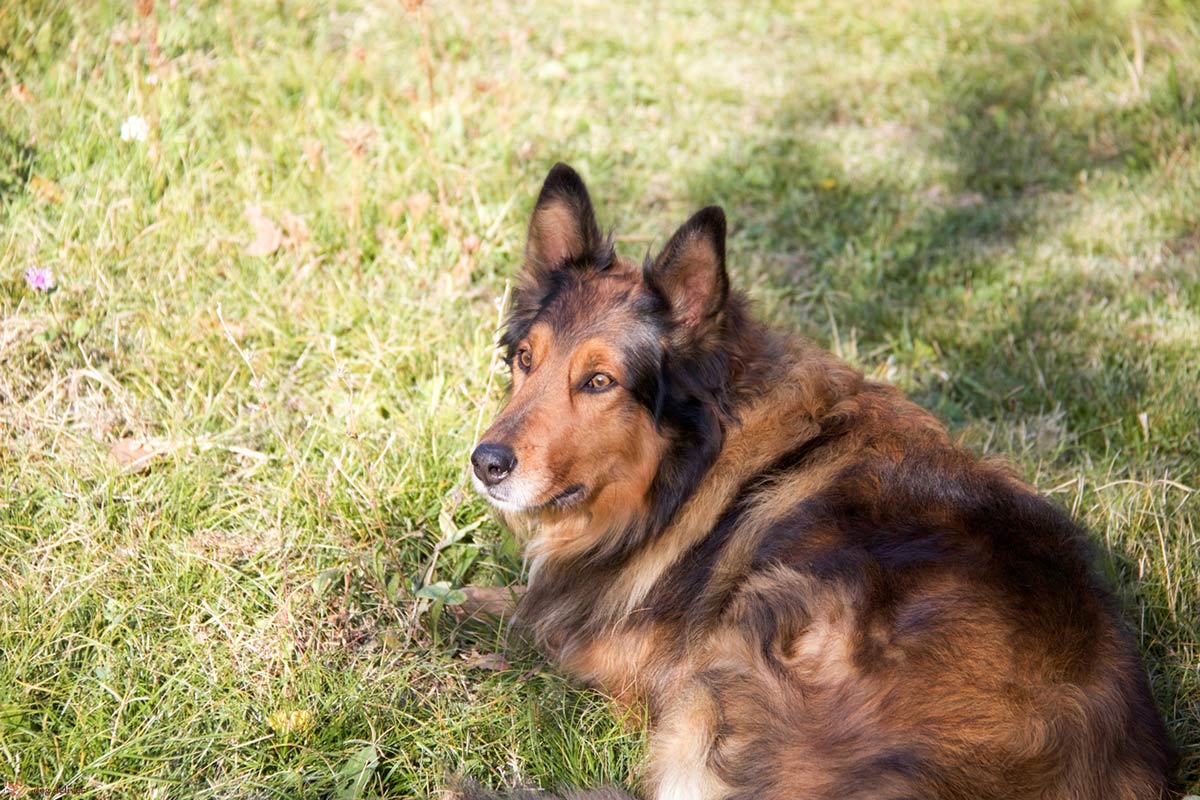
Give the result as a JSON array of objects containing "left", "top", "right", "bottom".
[{"left": 120, "top": 115, "right": 149, "bottom": 142}]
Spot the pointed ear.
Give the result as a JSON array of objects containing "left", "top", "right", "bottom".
[
  {"left": 647, "top": 206, "right": 729, "bottom": 339},
  {"left": 524, "top": 163, "right": 603, "bottom": 276}
]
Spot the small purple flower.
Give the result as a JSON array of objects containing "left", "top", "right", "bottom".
[{"left": 24, "top": 266, "right": 57, "bottom": 293}]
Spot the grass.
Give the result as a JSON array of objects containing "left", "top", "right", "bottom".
[{"left": 1, "top": 0, "right": 1197, "bottom": 796}]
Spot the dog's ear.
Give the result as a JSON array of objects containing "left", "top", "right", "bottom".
[
  {"left": 647, "top": 206, "right": 729, "bottom": 342},
  {"left": 524, "top": 163, "right": 603, "bottom": 279}
]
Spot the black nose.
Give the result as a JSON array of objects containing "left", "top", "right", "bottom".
[{"left": 471, "top": 442, "right": 517, "bottom": 487}]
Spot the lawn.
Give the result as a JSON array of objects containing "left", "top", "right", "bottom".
[{"left": 1, "top": 0, "right": 1197, "bottom": 796}]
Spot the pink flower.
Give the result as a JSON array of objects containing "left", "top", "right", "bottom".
[{"left": 24, "top": 266, "right": 56, "bottom": 293}]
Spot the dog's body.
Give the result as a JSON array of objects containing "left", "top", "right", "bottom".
[{"left": 468, "top": 164, "right": 1175, "bottom": 799}]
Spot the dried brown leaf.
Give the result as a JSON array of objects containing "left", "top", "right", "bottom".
[
  {"left": 386, "top": 200, "right": 407, "bottom": 225},
  {"left": 109, "top": 437, "right": 168, "bottom": 472},
  {"left": 30, "top": 175, "right": 63, "bottom": 204},
  {"left": 336, "top": 123, "right": 376, "bottom": 160},
  {"left": 461, "top": 648, "right": 510, "bottom": 672},
  {"left": 302, "top": 139, "right": 323, "bottom": 172},
  {"left": 243, "top": 205, "right": 283, "bottom": 257},
  {"left": 450, "top": 254, "right": 475, "bottom": 286},
  {"left": 406, "top": 192, "right": 432, "bottom": 223},
  {"left": 279, "top": 211, "right": 310, "bottom": 250}
]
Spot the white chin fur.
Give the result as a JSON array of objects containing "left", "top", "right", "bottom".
[{"left": 471, "top": 473, "right": 538, "bottom": 515}]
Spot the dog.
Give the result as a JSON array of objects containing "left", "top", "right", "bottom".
[{"left": 464, "top": 163, "right": 1176, "bottom": 799}]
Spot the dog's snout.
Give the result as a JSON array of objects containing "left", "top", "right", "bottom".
[{"left": 471, "top": 442, "right": 517, "bottom": 486}]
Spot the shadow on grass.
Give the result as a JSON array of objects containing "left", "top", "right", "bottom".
[
  {"left": 687, "top": 4, "right": 1198, "bottom": 467},
  {"left": 685, "top": 0, "right": 1199, "bottom": 786}
]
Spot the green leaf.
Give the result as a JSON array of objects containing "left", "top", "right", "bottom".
[
  {"left": 436, "top": 512, "right": 483, "bottom": 549},
  {"left": 386, "top": 571, "right": 403, "bottom": 603},
  {"left": 415, "top": 581, "right": 466, "bottom": 606},
  {"left": 438, "top": 509, "right": 460, "bottom": 545},
  {"left": 333, "top": 743, "right": 379, "bottom": 800},
  {"left": 0, "top": 705, "right": 27, "bottom": 730},
  {"left": 311, "top": 568, "right": 341, "bottom": 598}
]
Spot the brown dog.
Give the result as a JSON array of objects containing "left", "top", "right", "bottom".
[{"left": 466, "top": 163, "right": 1175, "bottom": 799}]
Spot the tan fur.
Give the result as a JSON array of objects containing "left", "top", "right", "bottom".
[
  {"left": 559, "top": 624, "right": 671, "bottom": 713},
  {"left": 645, "top": 680, "right": 730, "bottom": 800},
  {"left": 604, "top": 340, "right": 857, "bottom": 619}
]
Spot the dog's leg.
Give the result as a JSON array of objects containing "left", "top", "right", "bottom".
[{"left": 644, "top": 680, "right": 730, "bottom": 800}]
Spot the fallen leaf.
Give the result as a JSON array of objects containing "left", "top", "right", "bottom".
[
  {"left": 451, "top": 253, "right": 475, "bottom": 285},
  {"left": 387, "top": 200, "right": 406, "bottom": 225},
  {"left": 279, "top": 211, "right": 310, "bottom": 250},
  {"left": 30, "top": 175, "right": 63, "bottom": 204},
  {"left": 243, "top": 205, "right": 282, "bottom": 257},
  {"left": 302, "top": 139, "right": 323, "bottom": 171},
  {"left": 10, "top": 83, "right": 33, "bottom": 103},
  {"left": 461, "top": 648, "right": 510, "bottom": 672},
  {"left": 336, "top": 123, "right": 376, "bottom": 160},
  {"left": 406, "top": 192, "right": 432, "bottom": 223},
  {"left": 342, "top": 197, "right": 361, "bottom": 225},
  {"left": 109, "top": 438, "right": 168, "bottom": 471}
]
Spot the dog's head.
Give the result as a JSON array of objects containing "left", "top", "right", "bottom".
[{"left": 471, "top": 164, "right": 737, "bottom": 553}]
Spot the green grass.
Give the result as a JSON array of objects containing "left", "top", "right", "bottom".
[{"left": 1, "top": 0, "right": 1197, "bottom": 796}]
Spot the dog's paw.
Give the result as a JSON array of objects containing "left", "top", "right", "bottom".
[{"left": 450, "top": 584, "right": 526, "bottom": 622}]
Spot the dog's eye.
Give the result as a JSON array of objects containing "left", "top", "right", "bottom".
[
  {"left": 584, "top": 372, "right": 615, "bottom": 391},
  {"left": 516, "top": 348, "right": 532, "bottom": 372}
]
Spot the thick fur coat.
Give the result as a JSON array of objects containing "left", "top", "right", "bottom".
[{"left": 465, "top": 164, "right": 1176, "bottom": 800}]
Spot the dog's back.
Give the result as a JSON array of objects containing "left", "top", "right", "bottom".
[{"left": 640, "top": 352, "right": 1173, "bottom": 799}]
